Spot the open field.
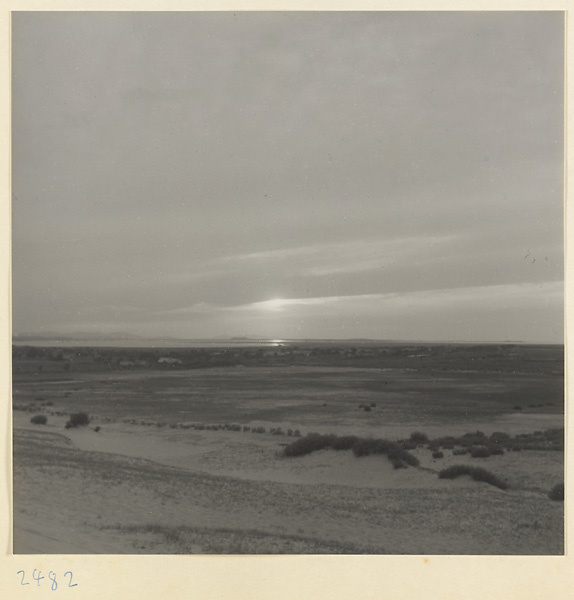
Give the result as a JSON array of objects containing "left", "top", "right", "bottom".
[{"left": 12, "top": 343, "right": 564, "bottom": 554}]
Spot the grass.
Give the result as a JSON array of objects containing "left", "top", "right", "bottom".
[
  {"left": 283, "top": 433, "right": 419, "bottom": 468},
  {"left": 438, "top": 465, "right": 508, "bottom": 490}
]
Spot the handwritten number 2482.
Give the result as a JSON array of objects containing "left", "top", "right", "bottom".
[{"left": 17, "top": 570, "right": 77, "bottom": 589}]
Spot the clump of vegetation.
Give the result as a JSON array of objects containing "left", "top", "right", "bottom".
[
  {"left": 415, "top": 428, "right": 563, "bottom": 455},
  {"left": 548, "top": 483, "right": 564, "bottom": 501},
  {"left": 432, "top": 450, "right": 444, "bottom": 459},
  {"left": 30, "top": 414, "right": 47, "bottom": 425},
  {"left": 470, "top": 445, "right": 491, "bottom": 458},
  {"left": 65, "top": 411, "right": 90, "bottom": 428},
  {"left": 94, "top": 426, "right": 101, "bottom": 433},
  {"left": 283, "top": 433, "right": 336, "bottom": 457},
  {"left": 490, "top": 431, "right": 510, "bottom": 444},
  {"left": 283, "top": 433, "right": 419, "bottom": 468},
  {"left": 331, "top": 435, "right": 359, "bottom": 451},
  {"left": 409, "top": 431, "right": 428, "bottom": 444},
  {"left": 438, "top": 465, "right": 508, "bottom": 490}
]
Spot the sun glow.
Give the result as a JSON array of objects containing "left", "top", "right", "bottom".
[{"left": 258, "top": 298, "right": 289, "bottom": 312}]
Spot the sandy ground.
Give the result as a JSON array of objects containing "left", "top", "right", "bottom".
[{"left": 12, "top": 411, "right": 564, "bottom": 555}]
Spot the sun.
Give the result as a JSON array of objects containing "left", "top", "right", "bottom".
[{"left": 259, "top": 298, "right": 288, "bottom": 312}]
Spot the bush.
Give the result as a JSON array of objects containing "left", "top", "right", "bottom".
[
  {"left": 410, "top": 431, "right": 428, "bottom": 444},
  {"left": 438, "top": 465, "right": 508, "bottom": 490},
  {"left": 283, "top": 433, "right": 334, "bottom": 457},
  {"left": 94, "top": 426, "right": 101, "bottom": 433},
  {"left": 548, "top": 483, "right": 564, "bottom": 501},
  {"left": 452, "top": 447, "right": 468, "bottom": 455},
  {"left": 283, "top": 433, "right": 419, "bottom": 467},
  {"left": 432, "top": 450, "right": 444, "bottom": 459},
  {"left": 30, "top": 414, "right": 47, "bottom": 425},
  {"left": 490, "top": 431, "right": 510, "bottom": 443},
  {"left": 331, "top": 435, "right": 359, "bottom": 451},
  {"left": 66, "top": 412, "right": 90, "bottom": 428},
  {"left": 470, "top": 445, "right": 491, "bottom": 458}
]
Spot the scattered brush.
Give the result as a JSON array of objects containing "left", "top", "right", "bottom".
[
  {"left": 416, "top": 428, "right": 563, "bottom": 454},
  {"left": 438, "top": 465, "right": 508, "bottom": 490},
  {"left": 283, "top": 433, "right": 419, "bottom": 467}
]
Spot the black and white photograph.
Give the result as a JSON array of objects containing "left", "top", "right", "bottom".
[{"left": 11, "top": 10, "right": 564, "bottom": 555}]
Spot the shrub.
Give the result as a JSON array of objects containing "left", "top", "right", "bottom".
[
  {"left": 30, "top": 414, "right": 47, "bottom": 425},
  {"left": 352, "top": 438, "right": 383, "bottom": 457},
  {"left": 410, "top": 431, "right": 428, "bottom": 444},
  {"left": 283, "top": 433, "right": 419, "bottom": 467},
  {"left": 363, "top": 405, "right": 371, "bottom": 412},
  {"left": 432, "top": 450, "right": 444, "bottom": 459},
  {"left": 470, "top": 445, "right": 491, "bottom": 458},
  {"left": 66, "top": 412, "right": 90, "bottom": 428},
  {"left": 438, "top": 465, "right": 508, "bottom": 490},
  {"left": 94, "top": 426, "right": 101, "bottom": 433},
  {"left": 513, "top": 405, "right": 523, "bottom": 410},
  {"left": 331, "top": 435, "right": 359, "bottom": 451},
  {"left": 461, "top": 431, "right": 488, "bottom": 446},
  {"left": 453, "top": 447, "right": 468, "bottom": 456},
  {"left": 283, "top": 433, "right": 334, "bottom": 457},
  {"left": 548, "top": 483, "right": 564, "bottom": 501},
  {"left": 400, "top": 440, "right": 417, "bottom": 450}
]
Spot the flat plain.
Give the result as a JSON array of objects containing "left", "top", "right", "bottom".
[{"left": 12, "top": 342, "right": 564, "bottom": 554}]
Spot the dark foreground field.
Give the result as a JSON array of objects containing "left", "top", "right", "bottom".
[{"left": 12, "top": 342, "right": 564, "bottom": 554}]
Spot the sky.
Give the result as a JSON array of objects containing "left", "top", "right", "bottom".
[{"left": 11, "top": 11, "right": 564, "bottom": 343}]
